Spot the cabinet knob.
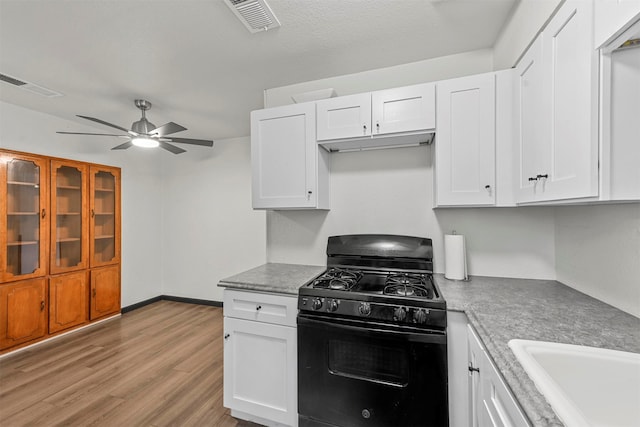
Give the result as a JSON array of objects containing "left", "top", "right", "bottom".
[
  {"left": 363, "top": 124, "right": 367, "bottom": 133},
  {"left": 376, "top": 122, "right": 380, "bottom": 132},
  {"left": 256, "top": 305, "right": 262, "bottom": 311}
]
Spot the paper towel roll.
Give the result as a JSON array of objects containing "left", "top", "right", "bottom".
[{"left": 444, "top": 234, "right": 467, "bottom": 280}]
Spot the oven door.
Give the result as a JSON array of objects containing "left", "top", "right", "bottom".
[{"left": 298, "top": 314, "right": 448, "bottom": 427}]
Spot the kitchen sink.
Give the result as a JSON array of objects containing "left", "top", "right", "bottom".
[{"left": 508, "top": 339, "right": 640, "bottom": 427}]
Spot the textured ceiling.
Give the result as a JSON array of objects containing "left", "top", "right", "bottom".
[{"left": 0, "top": 0, "right": 516, "bottom": 144}]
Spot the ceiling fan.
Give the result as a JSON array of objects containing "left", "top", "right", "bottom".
[{"left": 57, "top": 99, "right": 214, "bottom": 154}]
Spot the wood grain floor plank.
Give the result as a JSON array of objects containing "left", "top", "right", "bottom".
[{"left": 0, "top": 301, "right": 261, "bottom": 427}]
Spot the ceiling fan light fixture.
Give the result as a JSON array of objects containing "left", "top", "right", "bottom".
[{"left": 132, "top": 137, "right": 159, "bottom": 148}]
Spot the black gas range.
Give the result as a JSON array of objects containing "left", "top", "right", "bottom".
[
  {"left": 297, "top": 234, "right": 448, "bottom": 427},
  {"left": 299, "top": 265, "right": 446, "bottom": 329}
]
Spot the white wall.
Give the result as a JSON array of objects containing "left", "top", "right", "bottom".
[
  {"left": 265, "top": 49, "right": 494, "bottom": 107},
  {"left": 267, "top": 146, "right": 557, "bottom": 279},
  {"left": 493, "top": 0, "right": 562, "bottom": 69},
  {"left": 555, "top": 203, "right": 640, "bottom": 318},
  {"left": 0, "top": 101, "right": 163, "bottom": 307},
  {"left": 160, "top": 136, "right": 266, "bottom": 302}
]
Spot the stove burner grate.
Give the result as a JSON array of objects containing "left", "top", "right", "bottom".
[
  {"left": 312, "top": 268, "right": 363, "bottom": 291},
  {"left": 383, "top": 273, "right": 431, "bottom": 298}
]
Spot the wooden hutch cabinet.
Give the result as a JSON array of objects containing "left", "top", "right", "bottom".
[
  {"left": 0, "top": 149, "right": 121, "bottom": 352},
  {"left": 89, "top": 165, "right": 121, "bottom": 321}
]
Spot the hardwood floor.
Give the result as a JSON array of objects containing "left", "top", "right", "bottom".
[{"left": 0, "top": 300, "right": 260, "bottom": 426}]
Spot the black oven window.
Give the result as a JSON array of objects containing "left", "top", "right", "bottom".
[{"left": 327, "top": 339, "right": 408, "bottom": 387}]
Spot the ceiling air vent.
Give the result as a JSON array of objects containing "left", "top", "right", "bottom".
[
  {"left": 0, "top": 72, "right": 63, "bottom": 98},
  {"left": 224, "top": 0, "right": 281, "bottom": 33}
]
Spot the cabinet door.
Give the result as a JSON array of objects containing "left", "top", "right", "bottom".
[
  {"left": 50, "top": 160, "right": 89, "bottom": 274},
  {"left": 515, "top": 35, "right": 548, "bottom": 203},
  {"left": 89, "top": 165, "right": 121, "bottom": 267},
  {"left": 251, "top": 103, "right": 320, "bottom": 209},
  {"left": 371, "top": 83, "right": 435, "bottom": 136},
  {"left": 0, "top": 151, "right": 49, "bottom": 283},
  {"left": 541, "top": 0, "right": 599, "bottom": 202},
  {"left": 0, "top": 278, "right": 47, "bottom": 350},
  {"left": 436, "top": 73, "right": 496, "bottom": 206},
  {"left": 90, "top": 265, "right": 120, "bottom": 320},
  {"left": 49, "top": 271, "right": 88, "bottom": 333},
  {"left": 316, "top": 93, "right": 372, "bottom": 141},
  {"left": 467, "top": 325, "right": 485, "bottom": 427},
  {"left": 223, "top": 316, "right": 297, "bottom": 427}
]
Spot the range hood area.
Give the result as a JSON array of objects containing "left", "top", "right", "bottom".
[{"left": 319, "top": 131, "right": 435, "bottom": 153}]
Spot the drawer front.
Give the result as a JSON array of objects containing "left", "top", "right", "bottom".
[{"left": 223, "top": 289, "right": 298, "bottom": 327}]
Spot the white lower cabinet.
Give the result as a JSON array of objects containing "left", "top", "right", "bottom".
[
  {"left": 223, "top": 290, "right": 298, "bottom": 427},
  {"left": 448, "top": 312, "right": 529, "bottom": 427},
  {"left": 468, "top": 325, "right": 529, "bottom": 427}
]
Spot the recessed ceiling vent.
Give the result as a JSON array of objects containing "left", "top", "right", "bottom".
[
  {"left": 224, "top": 0, "right": 281, "bottom": 33},
  {"left": 0, "top": 72, "right": 63, "bottom": 98}
]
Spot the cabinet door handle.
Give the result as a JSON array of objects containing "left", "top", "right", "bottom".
[
  {"left": 92, "top": 288, "right": 96, "bottom": 298},
  {"left": 307, "top": 190, "right": 312, "bottom": 200},
  {"left": 224, "top": 333, "right": 230, "bottom": 340},
  {"left": 363, "top": 124, "right": 367, "bottom": 134},
  {"left": 376, "top": 122, "right": 380, "bottom": 133},
  {"left": 468, "top": 364, "right": 480, "bottom": 374},
  {"left": 256, "top": 305, "right": 262, "bottom": 311},
  {"left": 91, "top": 209, "right": 95, "bottom": 218},
  {"left": 528, "top": 177, "right": 538, "bottom": 182},
  {"left": 41, "top": 209, "right": 46, "bottom": 219},
  {"left": 40, "top": 300, "right": 45, "bottom": 311},
  {"left": 536, "top": 174, "right": 548, "bottom": 179}
]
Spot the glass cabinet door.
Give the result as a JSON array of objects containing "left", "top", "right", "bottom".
[
  {"left": 0, "top": 152, "right": 48, "bottom": 282},
  {"left": 50, "top": 160, "right": 88, "bottom": 274},
  {"left": 89, "top": 166, "right": 120, "bottom": 267}
]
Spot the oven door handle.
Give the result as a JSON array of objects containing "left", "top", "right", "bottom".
[{"left": 298, "top": 315, "right": 447, "bottom": 345}]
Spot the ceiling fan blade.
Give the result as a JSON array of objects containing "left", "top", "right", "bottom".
[
  {"left": 111, "top": 141, "right": 133, "bottom": 150},
  {"left": 77, "top": 115, "right": 131, "bottom": 133},
  {"left": 162, "top": 137, "right": 214, "bottom": 147},
  {"left": 149, "top": 122, "right": 187, "bottom": 137},
  {"left": 159, "top": 141, "right": 186, "bottom": 154},
  {"left": 57, "top": 131, "right": 129, "bottom": 137}
]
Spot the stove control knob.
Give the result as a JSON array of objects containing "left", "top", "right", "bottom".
[
  {"left": 328, "top": 299, "right": 339, "bottom": 312},
  {"left": 414, "top": 309, "right": 428, "bottom": 324},
  {"left": 358, "top": 302, "right": 372, "bottom": 316},
  {"left": 312, "top": 298, "right": 323, "bottom": 310},
  {"left": 393, "top": 307, "right": 407, "bottom": 321}
]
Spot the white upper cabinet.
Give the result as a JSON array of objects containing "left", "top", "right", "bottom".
[
  {"left": 251, "top": 103, "right": 330, "bottom": 210},
  {"left": 316, "top": 93, "right": 371, "bottom": 141},
  {"left": 371, "top": 83, "right": 436, "bottom": 136},
  {"left": 515, "top": 36, "right": 547, "bottom": 203},
  {"left": 435, "top": 73, "right": 496, "bottom": 206},
  {"left": 594, "top": 0, "right": 640, "bottom": 48},
  {"left": 515, "top": 0, "right": 599, "bottom": 204},
  {"left": 600, "top": 37, "right": 640, "bottom": 201},
  {"left": 316, "top": 83, "right": 435, "bottom": 151}
]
